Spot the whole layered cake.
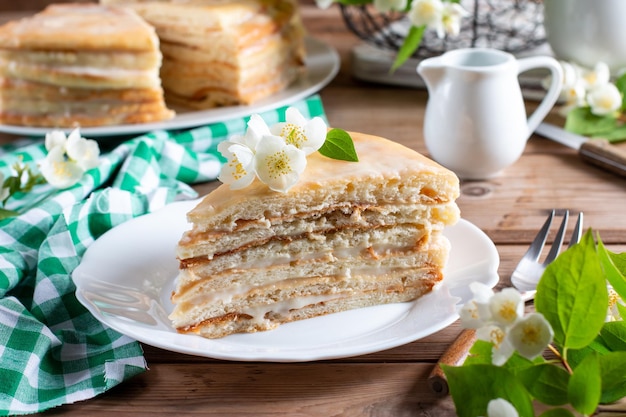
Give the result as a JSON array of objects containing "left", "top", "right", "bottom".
[
  {"left": 101, "top": 0, "right": 305, "bottom": 109},
  {"left": 0, "top": 3, "right": 174, "bottom": 127},
  {"left": 170, "top": 132, "right": 460, "bottom": 338}
]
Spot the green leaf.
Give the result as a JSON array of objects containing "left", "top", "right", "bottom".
[
  {"left": 615, "top": 72, "right": 626, "bottom": 112},
  {"left": 463, "top": 340, "right": 493, "bottom": 365},
  {"left": 444, "top": 364, "right": 534, "bottom": 417},
  {"left": 599, "top": 321, "right": 626, "bottom": 351},
  {"left": 598, "top": 351, "right": 626, "bottom": 403},
  {"left": 390, "top": 25, "right": 424, "bottom": 73},
  {"left": 598, "top": 236, "right": 626, "bottom": 300},
  {"left": 535, "top": 230, "right": 608, "bottom": 350},
  {"left": 318, "top": 128, "right": 359, "bottom": 162},
  {"left": 539, "top": 409, "right": 575, "bottom": 417},
  {"left": 517, "top": 363, "right": 570, "bottom": 406},
  {"left": 565, "top": 107, "right": 617, "bottom": 136},
  {"left": 591, "top": 126, "right": 626, "bottom": 143},
  {"left": 568, "top": 351, "right": 601, "bottom": 415}
]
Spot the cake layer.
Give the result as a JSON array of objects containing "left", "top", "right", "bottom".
[
  {"left": 174, "top": 234, "right": 449, "bottom": 303},
  {"left": 0, "top": 4, "right": 160, "bottom": 52},
  {"left": 0, "top": 60, "right": 161, "bottom": 89},
  {"left": 178, "top": 202, "right": 457, "bottom": 260},
  {"left": 171, "top": 268, "right": 442, "bottom": 337}
]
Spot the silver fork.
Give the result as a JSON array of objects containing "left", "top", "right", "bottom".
[{"left": 511, "top": 209, "right": 584, "bottom": 294}]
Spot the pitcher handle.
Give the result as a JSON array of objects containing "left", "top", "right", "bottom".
[{"left": 517, "top": 56, "right": 563, "bottom": 134}]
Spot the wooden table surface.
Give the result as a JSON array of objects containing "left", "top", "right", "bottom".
[{"left": 6, "top": 3, "right": 621, "bottom": 416}]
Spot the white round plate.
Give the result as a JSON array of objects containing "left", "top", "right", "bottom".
[
  {"left": 72, "top": 199, "right": 500, "bottom": 362},
  {"left": 0, "top": 37, "right": 339, "bottom": 138}
]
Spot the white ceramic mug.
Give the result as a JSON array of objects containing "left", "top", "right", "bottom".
[
  {"left": 543, "top": 0, "right": 626, "bottom": 74},
  {"left": 417, "top": 48, "right": 563, "bottom": 180}
]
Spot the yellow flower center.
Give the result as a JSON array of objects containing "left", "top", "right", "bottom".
[
  {"left": 498, "top": 301, "right": 517, "bottom": 323},
  {"left": 490, "top": 327, "right": 505, "bottom": 348},
  {"left": 228, "top": 157, "right": 247, "bottom": 181},
  {"left": 597, "top": 95, "right": 615, "bottom": 110},
  {"left": 266, "top": 150, "right": 291, "bottom": 179},
  {"left": 521, "top": 323, "right": 540, "bottom": 345},
  {"left": 52, "top": 160, "right": 72, "bottom": 178},
  {"left": 281, "top": 124, "right": 306, "bottom": 149}
]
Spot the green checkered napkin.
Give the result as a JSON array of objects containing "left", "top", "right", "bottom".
[{"left": 0, "top": 95, "right": 327, "bottom": 416}]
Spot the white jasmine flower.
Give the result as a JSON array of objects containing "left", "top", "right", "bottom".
[
  {"left": 217, "top": 141, "right": 256, "bottom": 190},
  {"left": 587, "top": 82, "right": 622, "bottom": 116},
  {"left": 65, "top": 129, "right": 100, "bottom": 171},
  {"left": 270, "top": 107, "right": 327, "bottom": 155},
  {"left": 39, "top": 145, "right": 85, "bottom": 189},
  {"left": 476, "top": 324, "right": 515, "bottom": 366},
  {"left": 374, "top": 0, "right": 407, "bottom": 13},
  {"left": 507, "top": 313, "right": 553, "bottom": 361},
  {"left": 489, "top": 288, "right": 524, "bottom": 327},
  {"left": 408, "top": 0, "right": 444, "bottom": 34},
  {"left": 580, "top": 61, "right": 611, "bottom": 90},
  {"left": 486, "top": 398, "right": 519, "bottom": 417},
  {"left": 254, "top": 135, "right": 307, "bottom": 193},
  {"left": 440, "top": 2, "right": 468, "bottom": 37},
  {"left": 44, "top": 129, "right": 67, "bottom": 151},
  {"left": 459, "top": 300, "right": 485, "bottom": 329}
]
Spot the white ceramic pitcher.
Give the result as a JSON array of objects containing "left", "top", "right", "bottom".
[{"left": 417, "top": 48, "right": 563, "bottom": 180}]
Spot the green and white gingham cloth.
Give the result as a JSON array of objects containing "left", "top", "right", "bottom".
[{"left": 0, "top": 95, "right": 327, "bottom": 416}]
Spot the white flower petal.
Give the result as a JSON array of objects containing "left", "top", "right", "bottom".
[
  {"left": 489, "top": 288, "right": 524, "bottom": 327},
  {"left": 66, "top": 134, "right": 100, "bottom": 171},
  {"left": 285, "top": 107, "right": 308, "bottom": 127},
  {"left": 507, "top": 313, "right": 553, "bottom": 360},
  {"left": 476, "top": 324, "right": 514, "bottom": 366},
  {"left": 587, "top": 83, "right": 622, "bottom": 116},
  {"left": 459, "top": 301, "right": 485, "bottom": 329},
  {"left": 44, "top": 130, "right": 67, "bottom": 151},
  {"left": 218, "top": 142, "right": 256, "bottom": 190},
  {"left": 39, "top": 146, "right": 84, "bottom": 189},
  {"left": 408, "top": 0, "right": 444, "bottom": 27},
  {"left": 245, "top": 114, "right": 272, "bottom": 149},
  {"left": 487, "top": 398, "right": 519, "bottom": 417},
  {"left": 303, "top": 117, "right": 328, "bottom": 154},
  {"left": 255, "top": 135, "right": 306, "bottom": 193}
]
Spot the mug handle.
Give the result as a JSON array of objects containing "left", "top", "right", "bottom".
[{"left": 517, "top": 56, "right": 564, "bottom": 134}]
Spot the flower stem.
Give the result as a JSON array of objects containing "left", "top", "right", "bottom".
[{"left": 547, "top": 344, "right": 573, "bottom": 374}]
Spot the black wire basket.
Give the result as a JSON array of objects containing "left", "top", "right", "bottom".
[{"left": 340, "top": 0, "right": 546, "bottom": 60}]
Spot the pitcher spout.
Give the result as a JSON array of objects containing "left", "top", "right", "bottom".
[{"left": 417, "top": 56, "right": 445, "bottom": 92}]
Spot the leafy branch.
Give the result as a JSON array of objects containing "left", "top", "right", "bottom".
[{"left": 446, "top": 230, "right": 626, "bottom": 416}]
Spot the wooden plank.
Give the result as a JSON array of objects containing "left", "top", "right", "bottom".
[{"left": 35, "top": 363, "right": 459, "bottom": 417}]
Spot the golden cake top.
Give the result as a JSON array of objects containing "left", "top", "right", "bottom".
[
  {"left": 0, "top": 4, "right": 159, "bottom": 52},
  {"left": 187, "top": 131, "right": 460, "bottom": 228}
]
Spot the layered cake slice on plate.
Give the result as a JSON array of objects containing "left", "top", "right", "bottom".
[{"left": 171, "top": 131, "right": 460, "bottom": 338}]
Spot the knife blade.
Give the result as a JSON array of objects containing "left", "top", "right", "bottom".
[{"left": 535, "top": 122, "right": 626, "bottom": 177}]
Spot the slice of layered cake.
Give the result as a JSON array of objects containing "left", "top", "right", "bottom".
[
  {"left": 101, "top": 0, "right": 305, "bottom": 109},
  {"left": 0, "top": 4, "right": 174, "bottom": 127},
  {"left": 171, "top": 132, "right": 460, "bottom": 338}
]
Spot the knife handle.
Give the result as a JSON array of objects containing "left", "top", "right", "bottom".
[
  {"left": 427, "top": 329, "right": 476, "bottom": 396},
  {"left": 579, "top": 139, "right": 626, "bottom": 177}
]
